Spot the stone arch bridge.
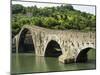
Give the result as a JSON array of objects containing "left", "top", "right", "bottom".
[{"left": 13, "top": 25, "right": 96, "bottom": 63}]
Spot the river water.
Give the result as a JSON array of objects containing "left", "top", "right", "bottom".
[{"left": 11, "top": 50, "right": 96, "bottom": 74}]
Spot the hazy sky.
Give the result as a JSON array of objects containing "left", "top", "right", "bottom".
[{"left": 12, "top": 1, "right": 96, "bottom": 15}]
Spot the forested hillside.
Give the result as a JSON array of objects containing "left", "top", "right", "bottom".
[{"left": 12, "top": 4, "right": 96, "bottom": 37}]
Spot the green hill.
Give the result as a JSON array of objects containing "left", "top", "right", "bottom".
[{"left": 12, "top": 4, "right": 96, "bottom": 37}]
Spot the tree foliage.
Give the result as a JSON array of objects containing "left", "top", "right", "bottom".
[{"left": 12, "top": 4, "right": 96, "bottom": 37}]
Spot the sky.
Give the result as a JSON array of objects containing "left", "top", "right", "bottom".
[{"left": 12, "top": 0, "right": 96, "bottom": 15}]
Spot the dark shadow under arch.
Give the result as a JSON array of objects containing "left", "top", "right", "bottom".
[
  {"left": 12, "top": 37, "right": 16, "bottom": 53},
  {"left": 18, "top": 28, "right": 35, "bottom": 53},
  {"left": 45, "top": 40, "right": 62, "bottom": 57},
  {"left": 76, "top": 47, "right": 95, "bottom": 63}
]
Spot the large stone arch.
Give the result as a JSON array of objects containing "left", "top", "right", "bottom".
[
  {"left": 17, "top": 26, "right": 36, "bottom": 54},
  {"left": 75, "top": 46, "right": 95, "bottom": 63},
  {"left": 44, "top": 39, "right": 63, "bottom": 57},
  {"left": 14, "top": 25, "right": 95, "bottom": 63}
]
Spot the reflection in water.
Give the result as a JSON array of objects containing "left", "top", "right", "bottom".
[
  {"left": 34, "top": 56, "right": 48, "bottom": 72},
  {"left": 15, "top": 54, "right": 20, "bottom": 73},
  {"left": 11, "top": 50, "right": 96, "bottom": 74}
]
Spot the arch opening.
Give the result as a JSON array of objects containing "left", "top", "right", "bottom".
[
  {"left": 76, "top": 47, "right": 95, "bottom": 63},
  {"left": 18, "top": 28, "right": 35, "bottom": 53},
  {"left": 45, "top": 40, "right": 62, "bottom": 57}
]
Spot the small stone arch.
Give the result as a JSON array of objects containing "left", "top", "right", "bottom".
[
  {"left": 76, "top": 47, "right": 95, "bottom": 63},
  {"left": 18, "top": 27, "right": 35, "bottom": 53},
  {"left": 44, "top": 40, "right": 62, "bottom": 57}
]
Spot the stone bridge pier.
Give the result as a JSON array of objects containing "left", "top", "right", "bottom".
[{"left": 13, "top": 25, "right": 96, "bottom": 64}]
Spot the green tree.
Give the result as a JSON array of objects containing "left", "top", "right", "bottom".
[
  {"left": 12, "top": 4, "right": 25, "bottom": 14},
  {"left": 12, "top": 4, "right": 96, "bottom": 36}
]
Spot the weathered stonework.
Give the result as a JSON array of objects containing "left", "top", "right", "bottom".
[{"left": 13, "top": 25, "right": 96, "bottom": 63}]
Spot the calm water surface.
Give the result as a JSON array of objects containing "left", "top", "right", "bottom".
[{"left": 11, "top": 50, "right": 96, "bottom": 74}]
